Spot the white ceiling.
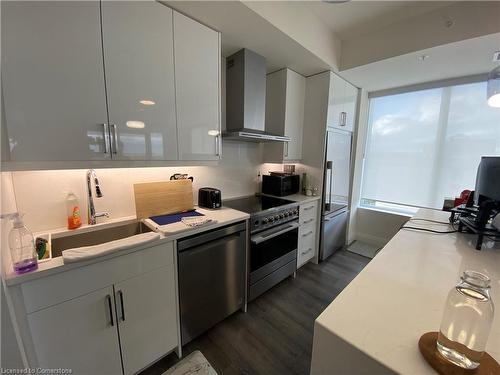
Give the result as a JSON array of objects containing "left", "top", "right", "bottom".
[
  {"left": 165, "top": 1, "right": 330, "bottom": 75},
  {"left": 298, "top": 1, "right": 455, "bottom": 40},
  {"left": 341, "top": 32, "right": 500, "bottom": 92}
]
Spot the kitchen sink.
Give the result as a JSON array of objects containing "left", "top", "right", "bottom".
[{"left": 50, "top": 222, "right": 152, "bottom": 258}]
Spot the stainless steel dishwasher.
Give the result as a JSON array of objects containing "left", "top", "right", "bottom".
[{"left": 177, "top": 221, "right": 247, "bottom": 345}]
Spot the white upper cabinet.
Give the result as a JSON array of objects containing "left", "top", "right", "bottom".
[
  {"left": 343, "top": 81, "right": 358, "bottom": 131},
  {"left": 1, "top": 1, "right": 109, "bottom": 161},
  {"left": 173, "top": 11, "right": 221, "bottom": 161},
  {"left": 326, "top": 72, "right": 358, "bottom": 132},
  {"left": 264, "top": 69, "right": 305, "bottom": 161},
  {"left": 101, "top": 1, "right": 178, "bottom": 161}
]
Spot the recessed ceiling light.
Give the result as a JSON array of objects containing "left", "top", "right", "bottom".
[
  {"left": 139, "top": 100, "right": 155, "bottom": 106},
  {"left": 418, "top": 55, "right": 430, "bottom": 61},
  {"left": 126, "top": 120, "right": 145, "bottom": 129}
]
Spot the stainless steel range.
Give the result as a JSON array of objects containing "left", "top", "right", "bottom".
[{"left": 224, "top": 195, "right": 299, "bottom": 301}]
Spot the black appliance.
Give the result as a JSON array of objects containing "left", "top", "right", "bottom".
[
  {"left": 450, "top": 157, "right": 500, "bottom": 250},
  {"left": 198, "top": 187, "right": 221, "bottom": 209},
  {"left": 262, "top": 174, "right": 300, "bottom": 197},
  {"left": 223, "top": 195, "right": 299, "bottom": 300}
]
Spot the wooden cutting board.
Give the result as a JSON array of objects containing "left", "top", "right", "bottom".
[{"left": 133, "top": 180, "right": 194, "bottom": 219}]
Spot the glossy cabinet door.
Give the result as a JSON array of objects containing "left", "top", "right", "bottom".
[
  {"left": 173, "top": 11, "right": 221, "bottom": 160},
  {"left": 284, "top": 70, "right": 305, "bottom": 160},
  {"left": 327, "top": 72, "right": 345, "bottom": 130},
  {"left": 1, "top": 1, "right": 110, "bottom": 161},
  {"left": 264, "top": 69, "right": 305, "bottom": 162},
  {"left": 343, "top": 81, "right": 358, "bottom": 132},
  {"left": 101, "top": 1, "right": 178, "bottom": 161},
  {"left": 27, "top": 286, "right": 122, "bottom": 374},
  {"left": 115, "top": 266, "right": 178, "bottom": 375},
  {"left": 326, "top": 73, "right": 358, "bottom": 132}
]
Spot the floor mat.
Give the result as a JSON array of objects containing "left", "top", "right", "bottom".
[
  {"left": 347, "top": 240, "right": 381, "bottom": 259},
  {"left": 163, "top": 351, "right": 218, "bottom": 375}
]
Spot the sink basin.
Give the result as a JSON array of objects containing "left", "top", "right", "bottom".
[{"left": 51, "top": 222, "right": 152, "bottom": 258}]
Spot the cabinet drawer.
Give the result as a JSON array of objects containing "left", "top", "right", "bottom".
[
  {"left": 298, "top": 220, "right": 316, "bottom": 267},
  {"left": 299, "top": 201, "right": 318, "bottom": 222},
  {"left": 298, "top": 229, "right": 315, "bottom": 267},
  {"left": 22, "top": 241, "right": 174, "bottom": 314}
]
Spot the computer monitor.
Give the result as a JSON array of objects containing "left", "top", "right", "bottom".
[{"left": 474, "top": 156, "right": 500, "bottom": 206}]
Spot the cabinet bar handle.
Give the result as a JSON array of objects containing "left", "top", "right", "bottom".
[
  {"left": 111, "top": 124, "right": 118, "bottom": 154},
  {"left": 304, "top": 205, "right": 314, "bottom": 211},
  {"left": 215, "top": 134, "right": 221, "bottom": 157},
  {"left": 340, "top": 112, "right": 347, "bottom": 127},
  {"left": 118, "top": 290, "right": 125, "bottom": 322},
  {"left": 303, "top": 218, "right": 314, "bottom": 224},
  {"left": 106, "top": 294, "right": 114, "bottom": 327},
  {"left": 102, "top": 124, "right": 110, "bottom": 154},
  {"left": 285, "top": 142, "right": 289, "bottom": 157},
  {"left": 301, "top": 248, "right": 313, "bottom": 255},
  {"left": 302, "top": 230, "right": 313, "bottom": 237}
]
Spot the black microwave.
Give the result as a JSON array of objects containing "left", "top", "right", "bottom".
[{"left": 262, "top": 174, "right": 300, "bottom": 196}]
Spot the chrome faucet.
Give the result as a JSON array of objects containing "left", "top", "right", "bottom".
[{"left": 86, "top": 169, "right": 109, "bottom": 225}]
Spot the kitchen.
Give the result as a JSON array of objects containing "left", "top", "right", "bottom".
[{"left": 1, "top": 1, "right": 500, "bottom": 375}]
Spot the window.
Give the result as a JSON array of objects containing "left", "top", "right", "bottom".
[{"left": 361, "top": 80, "right": 500, "bottom": 211}]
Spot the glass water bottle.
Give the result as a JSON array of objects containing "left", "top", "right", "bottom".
[{"left": 437, "top": 270, "right": 494, "bottom": 369}]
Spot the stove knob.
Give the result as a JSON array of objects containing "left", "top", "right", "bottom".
[
  {"left": 284, "top": 212, "right": 289, "bottom": 217},
  {"left": 279, "top": 214, "right": 285, "bottom": 219},
  {"left": 262, "top": 218, "right": 269, "bottom": 224},
  {"left": 274, "top": 215, "right": 280, "bottom": 221},
  {"left": 269, "top": 216, "right": 274, "bottom": 222}
]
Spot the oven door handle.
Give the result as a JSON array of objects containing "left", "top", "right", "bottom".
[{"left": 251, "top": 222, "right": 299, "bottom": 245}]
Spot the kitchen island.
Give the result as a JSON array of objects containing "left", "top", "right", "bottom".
[{"left": 310, "top": 208, "right": 500, "bottom": 374}]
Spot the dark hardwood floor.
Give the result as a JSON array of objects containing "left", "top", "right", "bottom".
[{"left": 141, "top": 250, "right": 371, "bottom": 375}]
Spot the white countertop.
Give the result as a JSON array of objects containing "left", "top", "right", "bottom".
[
  {"left": 311, "top": 208, "right": 500, "bottom": 374},
  {"left": 4, "top": 206, "right": 249, "bottom": 286}
]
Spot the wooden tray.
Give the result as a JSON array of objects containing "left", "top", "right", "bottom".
[
  {"left": 418, "top": 332, "right": 499, "bottom": 375},
  {"left": 133, "top": 180, "right": 194, "bottom": 219}
]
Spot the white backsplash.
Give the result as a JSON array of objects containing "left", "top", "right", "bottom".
[{"left": 5, "top": 142, "right": 265, "bottom": 233}]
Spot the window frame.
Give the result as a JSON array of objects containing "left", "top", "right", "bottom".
[{"left": 360, "top": 73, "right": 494, "bottom": 214}]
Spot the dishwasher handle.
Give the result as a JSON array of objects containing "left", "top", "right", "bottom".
[{"left": 177, "top": 221, "right": 246, "bottom": 251}]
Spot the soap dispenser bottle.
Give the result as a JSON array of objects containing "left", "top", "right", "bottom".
[
  {"left": 66, "top": 192, "right": 82, "bottom": 229},
  {"left": 1, "top": 213, "right": 38, "bottom": 274}
]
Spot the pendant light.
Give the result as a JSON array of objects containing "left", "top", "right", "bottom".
[{"left": 487, "top": 65, "right": 500, "bottom": 108}]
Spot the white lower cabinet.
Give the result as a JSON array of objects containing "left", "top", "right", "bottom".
[
  {"left": 116, "top": 266, "right": 177, "bottom": 375},
  {"left": 17, "top": 242, "right": 179, "bottom": 375},
  {"left": 27, "top": 286, "right": 123, "bottom": 374},
  {"left": 297, "top": 200, "right": 320, "bottom": 268}
]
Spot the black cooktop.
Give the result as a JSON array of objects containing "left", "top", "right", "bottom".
[{"left": 223, "top": 195, "right": 294, "bottom": 215}]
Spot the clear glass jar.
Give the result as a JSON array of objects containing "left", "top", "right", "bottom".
[{"left": 437, "top": 270, "right": 494, "bottom": 369}]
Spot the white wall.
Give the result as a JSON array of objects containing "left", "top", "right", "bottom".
[
  {"left": 341, "top": 1, "right": 500, "bottom": 70},
  {"left": 8, "top": 142, "right": 263, "bottom": 233},
  {"left": 243, "top": 1, "right": 341, "bottom": 71}
]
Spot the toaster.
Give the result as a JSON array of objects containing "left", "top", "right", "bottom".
[{"left": 198, "top": 187, "right": 222, "bottom": 209}]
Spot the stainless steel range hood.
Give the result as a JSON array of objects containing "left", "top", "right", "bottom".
[{"left": 224, "top": 49, "right": 290, "bottom": 143}]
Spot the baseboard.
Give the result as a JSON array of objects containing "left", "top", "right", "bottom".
[{"left": 353, "top": 233, "right": 389, "bottom": 249}]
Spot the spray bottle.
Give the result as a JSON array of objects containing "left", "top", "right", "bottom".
[{"left": 1, "top": 213, "right": 38, "bottom": 274}]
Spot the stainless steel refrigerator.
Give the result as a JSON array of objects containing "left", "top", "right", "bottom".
[{"left": 319, "top": 129, "right": 352, "bottom": 261}]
